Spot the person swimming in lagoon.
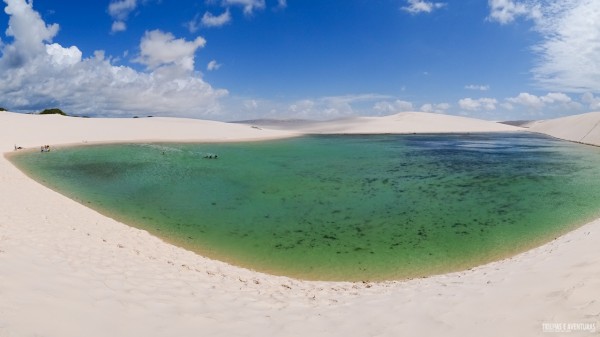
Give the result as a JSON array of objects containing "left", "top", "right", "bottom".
[
  {"left": 40, "top": 145, "right": 51, "bottom": 152},
  {"left": 203, "top": 153, "right": 218, "bottom": 159}
]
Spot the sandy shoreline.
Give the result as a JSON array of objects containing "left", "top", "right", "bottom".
[{"left": 1, "top": 111, "right": 600, "bottom": 336}]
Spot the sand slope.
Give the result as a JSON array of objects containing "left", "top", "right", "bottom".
[
  {"left": 527, "top": 111, "right": 600, "bottom": 146},
  {"left": 0, "top": 111, "right": 299, "bottom": 152},
  {"left": 247, "top": 111, "right": 522, "bottom": 134},
  {"left": 1, "top": 111, "right": 599, "bottom": 336}
]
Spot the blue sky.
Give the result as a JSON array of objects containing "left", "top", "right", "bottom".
[{"left": 0, "top": 0, "right": 599, "bottom": 121}]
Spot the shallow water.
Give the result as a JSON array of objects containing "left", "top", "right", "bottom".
[{"left": 10, "top": 133, "right": 600, "bottom": 281}]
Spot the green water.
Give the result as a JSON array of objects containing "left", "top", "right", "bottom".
[{"left": 9, "top": 133, "right": 600, "bottom": 281}]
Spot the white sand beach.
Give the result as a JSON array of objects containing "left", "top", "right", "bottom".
[{"left": 1, "top": 110, "right": 599, "bottom": 337}]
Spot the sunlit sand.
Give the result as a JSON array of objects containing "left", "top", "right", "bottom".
[{"left": 1, "top": 110, "right": 600, "bottom": 336}]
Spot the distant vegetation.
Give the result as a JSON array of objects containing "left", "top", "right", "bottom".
[
  {"left": 39, "top": 108, "right": 67, "bottom": 116},
  {"left": 0, "top": 107, "right": 6, "bottom": 111}
]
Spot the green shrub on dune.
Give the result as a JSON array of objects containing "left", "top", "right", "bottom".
[{"left": 39, "top": 108, "right": 67, "bottom": 116}]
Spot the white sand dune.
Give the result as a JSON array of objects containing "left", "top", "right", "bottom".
[
  {"left": 1, "top": 111, "right": 599, "bottom": 336},
  {"left": 527, "top": 111, "right": 600, "bottom": 146},
  {"left": 0, "top": 111, "right": 299, "bottom": 152},
  {"left": 247, "top": 111, "right": 521, "bottom": 134}
]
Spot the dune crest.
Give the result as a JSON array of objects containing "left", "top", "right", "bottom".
[{"left": 245, "top": 111, "right": 522, "bottom": 134}]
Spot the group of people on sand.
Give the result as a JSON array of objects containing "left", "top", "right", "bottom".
[{"left": 40, "top": 145, "right": 51, "bottom": 152}]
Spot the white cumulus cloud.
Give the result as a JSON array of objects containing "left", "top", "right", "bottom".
[
  {"left": 222, "top": 0, "right": 266, "bottom": 16},
  {"left": 465, "top": 84, "right": 490, "bottom": 91},
  {"left": 505, "top": 92, "right": 580, "bottom": 112},
  {"left": 45, "top": 43, "right": 82, "bottom": 66},
  {"left": 135, "top": 30, "right": 206, "bottom": 72},
  {"left": 207, "top": 60, "right": 222, "bottom": 71},
  {"left": 108, "top": 0, "right": 137, "bottom": 20},
  {"left": 108, "top": 0, "right": 137, "bottom": 32},
  {"left": 487, "top": 0, "right": 540, "bottom": 24},
  {"left": 458, "top": 97, "right": 498, "bottom": 111},
  {"left": 111, "top": 21, "right": 127, "bottom": 33},
  {"left": 1, "top": 0, "right": 58, "bottom": 67},
  {"left": 490, "top": 1, "right": 600, "bottom": 93},
  {"left": 506, "top": 92, "right": 544, "bottom": 110},
  {"left": 320, "top": 94, "right": 390, "bottom": 117},
  {"left": 0, "top": 0, "right": 227, "bottom": 118},
  {"left": 582, "top": 93, "right": 600, "bottom": 111},
  {"left": 201, "top": 10, "right": 232, "bottom": 28},
  {"left": 540, "top": 92, "right": 572, "bottom": 104},
  {"left": 532, "top": 1, "right": 600, "bottom": 93},
  {"left": 288, "top": 99, "right": 315, "bottom": 116},
  {"left": 373, "top": 100, "right": 414, "bottom": 115},
  {"left": 244, "top": 99, "right": 259, "bottom": 110},
  {"left": 420, "top": 102, "right": 451, "bottom": 114},
  {"left": 273, "top": 94, "right": 392, "bottom": 119},
  {"left": 402, "top": 0, "right": 446, "bottom": 14}
]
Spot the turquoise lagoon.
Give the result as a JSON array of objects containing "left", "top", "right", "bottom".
[{"left": 9, "top": 133, "right": 600, "bottom": 281}]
